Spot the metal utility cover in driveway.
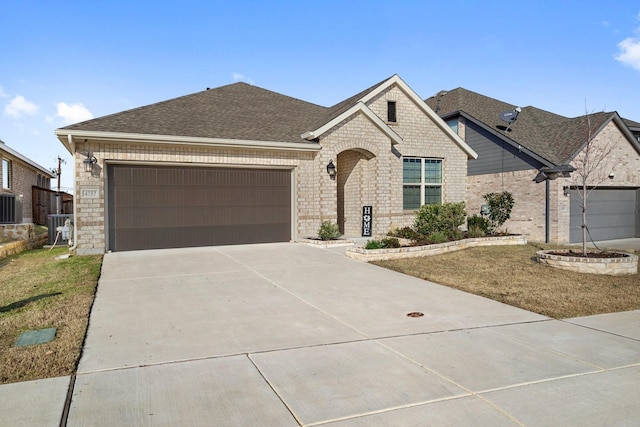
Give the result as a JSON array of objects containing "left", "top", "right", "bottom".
[{"left": 15, "top": 328, "right": 56, "bottom": 347}]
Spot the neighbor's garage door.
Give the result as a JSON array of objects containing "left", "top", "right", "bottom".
[
  {"left": 107, "top": 165, "right": 291, "bottom": 251},
  {"left": 569, "top": 188, "right": 638, "bottom": 243}
]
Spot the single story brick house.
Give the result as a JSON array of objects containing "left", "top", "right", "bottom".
[
  {"left": 1, "top": 139, "right": 54, "bottom": 224},
  {"left": 425, "top": 88, "right": 640, "bottom": 243},
  {"left": 55, "top": 75, "right": 477, "bottom": 254}
]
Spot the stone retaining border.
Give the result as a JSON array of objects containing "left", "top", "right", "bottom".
[
  {"left": 346, "top": 235, "right": 527, "bottom": 261},
  {"left": 536, "top": 249, "right": 638, "bottom": 276},
  {"left": 299, "top": 238, "right": 356, "bottom": 248},
  {"left": 0, "top": 234, "right": 48, "bottom": 260}
]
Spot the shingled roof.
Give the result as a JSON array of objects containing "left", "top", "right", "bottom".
[
  {"left": 59, "top": 82, "right": 330, "bottom": 144},
  {"left": 425, "top": 87, "right": 631, "bottom": 165},
  {"left": 0, "top": 139, "right": 55, "bottom": 176},
  {"left": 624, "top": 117, "right": 640, "bottom": 130},
  {"left": 57, "top": 76, "right": 477, "bottom": 159}
]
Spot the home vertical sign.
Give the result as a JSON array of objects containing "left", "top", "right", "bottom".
[{"left": 362, "top": 206, "right": 372, "bottom": 237}]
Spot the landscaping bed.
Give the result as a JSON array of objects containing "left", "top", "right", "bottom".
[
  {"left": 347, "top": 234, "right": 527, "bottom": 261},
  {"left": 536, "top": 249, "right": 638, "bottom": 275}
]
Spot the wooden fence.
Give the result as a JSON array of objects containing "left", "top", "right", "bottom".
[{"left": 32, "top": 186, "right": 73, "bottom": 225}]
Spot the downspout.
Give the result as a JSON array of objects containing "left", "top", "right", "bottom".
[
  {"left": 68, "top": 134, "right": 78, "bottom": 252},
  {"left": 545, "top": 179, "right": 550, "bottom": 244}
]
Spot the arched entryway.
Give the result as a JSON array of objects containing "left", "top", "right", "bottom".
[{"left": 336, "top": 149, "right": 377, "bottom": 236}]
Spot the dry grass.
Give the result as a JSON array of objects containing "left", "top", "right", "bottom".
[
  {"left": 372, "top": 243, "right": 640, "bottom": 319},
  {"left": 0, "top": 247, "right": 102, "bottom": 384}
]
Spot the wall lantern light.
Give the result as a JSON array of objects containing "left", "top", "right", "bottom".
[
  {"left": 533, "top": 164, "right": 575, "bottom": 183},
  {"left": 326, "top": 159, "right": 336, "bottom": 179},
  {"left": 83, "top": 152, "right": 97, "bottom": 173}
]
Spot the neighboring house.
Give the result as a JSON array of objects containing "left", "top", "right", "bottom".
[
  {"left": 425, "top": 88, "right": 640, "bottom": 243},
  {"left": 0, "top": 139, "right": 54, "bottom": 224},
  {"left": 624, "top": 118, "right": 640, "bottom": 144},
  {"left": 55, "top": 75, "right": 477, "bottom": 254}
]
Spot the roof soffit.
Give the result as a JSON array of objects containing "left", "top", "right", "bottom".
[{"left": 55, "top": 129, "right": 322, "bottom": 153}]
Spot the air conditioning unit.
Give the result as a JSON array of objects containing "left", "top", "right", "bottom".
[
  {"left": 0, "top": 194, "right": 22, "bottom": 224},
  {"left": 48, "top": 214, "right": 74, "bottom": 245}
]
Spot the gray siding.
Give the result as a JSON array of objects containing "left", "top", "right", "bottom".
[{"left": 466, "top": 122, "right": 543, "bottom": 176}]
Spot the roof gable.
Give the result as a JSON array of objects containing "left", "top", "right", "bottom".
[{"left": 305, "top": 75, "right": 477, "bottom": 159}]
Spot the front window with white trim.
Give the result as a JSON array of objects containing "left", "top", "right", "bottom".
[
  {"left": 2, "top": 158, "right": 10, "bottom": 189},
  {"left": 403, "top": 158, "right": 442, "bottom": 210}
]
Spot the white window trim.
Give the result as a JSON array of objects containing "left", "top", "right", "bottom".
[
  {"left": 2, "top": 158, "right": 11, "bottom": 190},
  {"left": 403, "top": 157, "right": 443, "bottom": 209}
]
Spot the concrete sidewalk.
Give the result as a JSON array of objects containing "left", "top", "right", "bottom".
[{"left": 2, "top": 242, "right": 639, "bottom": 426}]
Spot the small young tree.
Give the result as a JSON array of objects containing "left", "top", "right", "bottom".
[
  {"left": 568, "top": 111, "right": 621, "bottom": 255},
  {"left": 483, "top": 192, "right": 514, "bottom": 234}
]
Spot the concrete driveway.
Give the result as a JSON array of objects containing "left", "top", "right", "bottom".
[{"left": 3, "top": 242, "right": 640, "bottom": 426}]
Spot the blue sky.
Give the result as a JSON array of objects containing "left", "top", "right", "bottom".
[{"left": 2, "top": 1, "right": 639, "bottom": 192}]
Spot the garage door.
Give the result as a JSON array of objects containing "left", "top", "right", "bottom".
[
  {"left": 107, "top": 165, "right": 291, "bottom": 251},
  {"left": 569, "top": 188, "right": 638, "bottom": 243}
]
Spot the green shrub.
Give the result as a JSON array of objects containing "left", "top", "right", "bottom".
[
  {"left": 483, "top": 192, "right": 515, "bottom": 233},
  {"left": 449, "top": 228, "right": 464, "bottom": 241},
  {"left": 381, "top": 237, "right": 400, "bottom": 248},
  {"left": 414, "top": 202, "right": 466, "bottom": 238},
  {"left": 317, "top": 221, "right": 341, "bottom": 241},
  {"left": 365, "top": 240, "right": 384, "bottom": 249},
  {"left": 467, "top": 225, "right": 486, "bottom": 238},
  {"left": 427, "top": 231, "right": 449, "bottom": 244},
  {"left": 389, "top": 226, "right": 418, "bottom": 240},
  {"left": 365, "top": 237, "right": 400, "bottom": 249},
  {"left": 467, "top": 214, "right": 490, "bottom": 237}
]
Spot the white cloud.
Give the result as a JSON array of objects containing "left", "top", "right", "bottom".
[
  {"left": 232, "top": 72, "right": 254, "bottom": 84},
  {"left": 0, "top": 87, "right": 9, "bottom": 98},
  {"left": 56, "top": 102, "right": 93, "bottom": 125},
  {"left": 4, "top": 95, "right": 39, "bottom": 118},
  {"left": 614, "top": 37, "right": 640, "bottom": 71}
]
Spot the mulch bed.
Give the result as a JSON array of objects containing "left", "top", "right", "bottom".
[{"left": 546, "top": 250, "right": 630, "bottom": 258}]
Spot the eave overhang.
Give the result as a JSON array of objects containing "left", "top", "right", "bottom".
[{"left": 55, "top": 129, "right": 322, "bottom": 154}]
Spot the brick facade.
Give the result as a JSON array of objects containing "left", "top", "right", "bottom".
[
  {"left": 321, "top": 85, "right": 469, "bottom": 237},
  {"left": 69, "top": 81, "right": 471, "bottom": 253}
]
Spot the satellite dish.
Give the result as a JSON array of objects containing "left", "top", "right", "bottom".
[{"left": 498, "top": 107, "right": 522, "bottom": 131}]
